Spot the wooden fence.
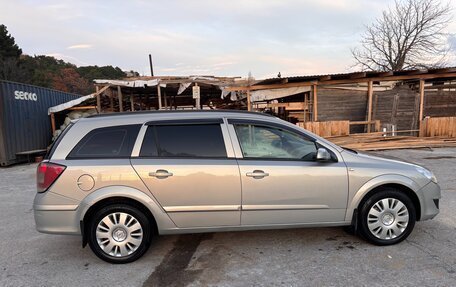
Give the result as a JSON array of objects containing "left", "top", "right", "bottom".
[
  {"left": 420, "top": 117, "right": 456, "bottom": 137},
  {"left": 297, "top": 121, "right": 350, "bottom": 137},
  {"left": 297, "top": 120, "right": 382, "bottom": 137}
]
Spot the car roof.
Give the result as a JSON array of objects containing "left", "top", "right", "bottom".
[
  {"left": 87, "top": 110, "right": 273, "bottom": 119},
  {"left": 80, "top": 110, "right": 274, "bottom": 125}
]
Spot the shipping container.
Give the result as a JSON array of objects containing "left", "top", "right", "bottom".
[{"left": 0, "top": 80, "right": 80, "bottom": 166}]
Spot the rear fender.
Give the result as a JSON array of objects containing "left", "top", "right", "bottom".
[{"left": 77, "top": 186, "right": 177, "bottom": 232}]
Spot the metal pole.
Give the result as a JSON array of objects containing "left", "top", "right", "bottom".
[{"left": 149, "top": 54, "right": 154, "bottom": 76}]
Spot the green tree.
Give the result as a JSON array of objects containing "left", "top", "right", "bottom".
[
  {"left": 77, "top": 65, "right": 126, "bottom": 82},
  {"left": 0, "top": 24, "right": 23, "bottom": 80},
  {"left": 0, "top": 24, "right": 22, "bottom": 59},
  {"left": 0, "top": 25, "right": 138, "bottom": 94}
]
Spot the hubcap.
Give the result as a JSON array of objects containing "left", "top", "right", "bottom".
[
  {"left": 112, "top": 228, "right": 127, "bottom": 242},
  {"left": 367, "top": 198, "right": 409, "bottom": 240},
  {"left": 381, "top": 213, "right": 395, "bottom": 226},
  {"left": 96, "top": 212, "right": 143, "bottom": 257}
]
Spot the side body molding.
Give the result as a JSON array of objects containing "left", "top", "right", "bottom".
[
  {"left": 76, "top": 186, "right": 177, "bottom": 233},
  {"left": 345, "top": 174, "right": 422, "bottom": 222}
]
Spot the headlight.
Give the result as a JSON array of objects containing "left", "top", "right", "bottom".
[{"left": 416, "top": 166, "right": 437, "bottom": 183}]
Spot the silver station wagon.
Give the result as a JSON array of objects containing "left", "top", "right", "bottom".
[{"left": 34, "top": 110, "right": 441, "bottom": 263}]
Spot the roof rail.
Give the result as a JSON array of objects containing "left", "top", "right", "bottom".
[{"left": 86, "top": 109, "right": 274, "bottom": 118}]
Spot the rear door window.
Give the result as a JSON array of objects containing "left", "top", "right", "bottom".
[
  {"left": 140, "top": 124, "right": 227, "bottom": 158},
  {"left": 67, "top": 125, "right": 141, "bottom": 159}
]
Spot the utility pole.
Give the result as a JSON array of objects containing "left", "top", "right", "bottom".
[{"left": 149, "top": 54, "right": 154, "bottom": 76}]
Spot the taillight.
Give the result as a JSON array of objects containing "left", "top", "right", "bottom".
[{"left": 36, "top": 162, "right": 66, "bottom": 193}]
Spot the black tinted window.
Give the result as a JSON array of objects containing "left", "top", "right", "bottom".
[
  {"left": 139, "top": 128, "right": 158, "bottom": 157},
  {"left": 142, "top": 124, "right": 226, "bottom": 158},
  {"left": 68, "top": 125, "right": 141, "bottom": 159}
]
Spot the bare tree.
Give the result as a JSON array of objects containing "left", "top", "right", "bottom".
[{"left": 352, "top": 0, "right": 452, "bottom": 71}]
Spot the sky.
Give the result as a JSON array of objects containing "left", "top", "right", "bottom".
[{"left": 1, "top": 0, "right": 456, "bottom": 78}]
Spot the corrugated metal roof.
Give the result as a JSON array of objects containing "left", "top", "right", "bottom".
[{"left": 255, "top": 67, "right": 456, "bottom": 85}]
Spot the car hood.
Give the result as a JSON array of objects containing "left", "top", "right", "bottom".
[
  {"left": 340, "top": 149, "right": 432, "bottom": 188},
  {"left": 356, "top": 151, "right": 421, "bottom": 167}
]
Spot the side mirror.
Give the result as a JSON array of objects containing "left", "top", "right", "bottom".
[{"left": 316, "top": 148, "right": 331, "bottom": 162}]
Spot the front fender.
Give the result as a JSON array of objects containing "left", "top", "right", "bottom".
[
  {"left": 344, "top": 174, "right": 422, "bottom": 222},
  {"left": 76, "top": 185, "right": 177, "bottom": 232}
]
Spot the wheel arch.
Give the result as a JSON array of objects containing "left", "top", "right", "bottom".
[
  {"left": 77, "top": 186, "right": 176, "bottom": 247},
  {"left": 82, "top": 196, "right": 158, "bottom": 245},
  {"left": 345, "top": 174, "right": 423, "bottom": 223},
  {"left": 357, "top": 183, "right": 421, "bottom": 221}
]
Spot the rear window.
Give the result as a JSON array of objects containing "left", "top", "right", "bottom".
[
  {"left": 67, "top": 125, "right": 141, "bottom": 159},
  {"left": 140, "top": 124, "right": 227, "bottom": 158},
  {"left": 45, "top": 122, "right": 74, "bottom": 160}
]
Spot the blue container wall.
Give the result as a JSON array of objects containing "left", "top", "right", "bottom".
[{"left": 0, "top": 81, "right": 80, "bottom": 166}]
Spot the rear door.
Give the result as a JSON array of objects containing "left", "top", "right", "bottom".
[{"left": 131, "top": 118, "right": 242, "bottom": 228}]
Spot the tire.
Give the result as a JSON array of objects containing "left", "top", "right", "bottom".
[
  {"left": 358, "top": 189, "right": 416, "bottom": 245},
  {"left": 88, "top": 204, "right": 151, "bottom": 264}
]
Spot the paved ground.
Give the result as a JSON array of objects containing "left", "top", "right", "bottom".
[{"left": 0, "top": 148, "right": 455, "bottom": 287}]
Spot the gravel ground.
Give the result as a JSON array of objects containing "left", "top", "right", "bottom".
[{"left": 0, "top": 148, "right": 455, "bottom": 287}]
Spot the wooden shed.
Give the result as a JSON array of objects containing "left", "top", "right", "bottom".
[{"left": 225, "top": 68, "right": 456, "bottom": 136}]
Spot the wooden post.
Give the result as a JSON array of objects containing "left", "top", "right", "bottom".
[
  {"left": 312, "top": 84, "right": 318, "bottom": 121},
  {"left": 164, "top": 91, "right": 168, "bottom": 110},
  {"left": 303, "top": 94, "right": 306, "bottom": 123},
  {"left": 367, "top": 81, "right": 373, "bottom": 133},
  {"left": 96, "top": 86, "right": 101, "bottom": 113},
  {"left": 247, "top": 89, "right": 251, "bottom": 111},
  {"left": 117, "top": 86, "right": 123, "bottom": 112},
  {"left": 157, "top": 85, "right": 162, "bottom": 110},
  {"left": 50, "top": 113, "right": 56, "bottom": 133},
  {"left": 109, "top": 89, "right": 114, "bottom": 112},
  {"left": 418, "top": 79, "right": 425, "bottom": 131},
  {"left": 130, "top": 94, "right": 134, "bottom": 111}
]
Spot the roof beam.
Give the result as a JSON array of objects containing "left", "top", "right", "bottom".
[
  {"left": 404, "top": 69, "right": 428, "bottom": 75},
  {"left": 377, "top": 71, "right": 394, "bottom": 77},
  {"left": 349, "top": 72, "right": 366, "bottom": 79},
  {"left": 224, "top": 81, "right": 318, "bottom": 91},
  {"left": 430, "top": 67, "right": 456, "bottom": 73},
  {"left": 319, "top": 75, "right": 331, "bottom": 81}
]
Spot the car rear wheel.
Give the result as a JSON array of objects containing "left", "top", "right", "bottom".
[
  {"left": 358, "top": 189, "right": 416, "bottom": 245},
  {"left": 88, "top": 204, "right": 151, "bottom": 263}
]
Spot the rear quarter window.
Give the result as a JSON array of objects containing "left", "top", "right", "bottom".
[{"left": 67, "top": 124, "right": 141, "bottom": 159}]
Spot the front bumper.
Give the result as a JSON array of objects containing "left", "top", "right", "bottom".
[
  {"left": 33, "top": 192, "right": 81, "bottom": 235},
  {"left": 418, "top": 181, "right": 441, "bottom": 221}
]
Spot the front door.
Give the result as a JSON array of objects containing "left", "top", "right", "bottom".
[
  {"left": 228, "top": 120, "right": 348, "bottom": 225},
  {"left": 131, "top": 119, "right": 241, "bottom": 228}
]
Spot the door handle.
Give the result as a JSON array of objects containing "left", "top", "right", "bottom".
[
  {"left": 149, "top": 169, "right": 173, "bottom": 179},
  {"left": 246, "top": 170, "right": 269, "bottom": 179}
]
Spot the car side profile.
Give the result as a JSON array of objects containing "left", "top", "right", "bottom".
[{"left": 34, "top": 110, "right": 441, "bottom": 263}]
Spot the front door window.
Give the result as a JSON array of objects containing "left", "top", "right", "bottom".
[{"left": 234, "top": 124, "right": 317, "bottom": 161}]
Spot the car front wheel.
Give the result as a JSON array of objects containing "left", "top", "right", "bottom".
[
  {"left": 88, "top": 204, "right": 151, "bottom": 263},
  {"left": 358, "top": 189, "right": 416, "bottom": 245}
]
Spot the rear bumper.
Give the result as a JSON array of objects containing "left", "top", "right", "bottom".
[
  {"left": 34, "top": 209, "right": 81, "bottom": 235},
  {"left": 418, "top": 181, "right": 441, "bottom": 221},
  {"left": 33, "top": 192, "right": 81, "bottom": 235}
]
